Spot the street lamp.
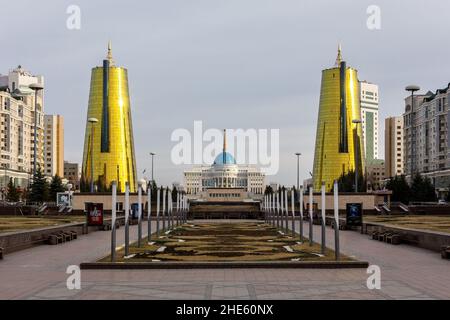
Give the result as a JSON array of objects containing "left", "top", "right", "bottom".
[
  {"left": 352, "top": 119, "right": 362, "bottom": 193},
  {"left": 295, "top": 153, "right": 301, "bottom": 191},
  {"left": 406, "top": 85, "right": 420, "bottom": 177},
  {"left": 29, "top": 83, "right": 44, "bottom": 178},
  {"left": 149, "top": 152, "right": 156, "bottom": 184},
  {"left": 88, "top": 118, "right": 98, "bottom": 193}
]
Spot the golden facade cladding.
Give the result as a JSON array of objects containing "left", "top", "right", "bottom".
[
  {"left": 82, "top": 63, "right": 137, "bottom": 193},
  {"left": 312, "top": 65, "right": 365, "bottom": 192}
]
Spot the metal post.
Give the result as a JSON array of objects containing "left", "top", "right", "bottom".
[
  {"left": 90, "top": 124, "right": 95, "bottom": 193},
  {"left": 309, "top": 185, "right": 313, "bottom": 246},
  {"left": 177, "top": 192, "right": 180, "bottom": 227},
  {"left": 299, "top": 185, "right": 304, "bottom": 241},
  {"left": 276, "top": 191, "right": 280, "bottom": 229},
  {"left": 167, "top": 189, "right": 171, "bottom": 230},
  {"left": 162, "top": 187, "right": 166, "bottom": 231},
  {"left": 281, "top": 189, "right": 285, "bottom": 231},
  {"left": 291, "top": 189, "right": 295, "bottom": 237},
  {"left": 284, "top": 189, "right": 288, "bottom": 233},
  {"left": 156, "top": 187, "right": 160, "bottom": 236},
  {"left": 334, "top": 180, "right": 340, "bottom": 260},
  {"left": 124, "top": 182, "right": 130, "bottom": 256},
  {"left": 147, "top": 185, "right": 152, "bottom": 242},
  {"left": 111, "top": 181, "right": 117, "bottom": 262},
  {"left": 170, "top": 189, "right": 174, "bottom": 229},
  {"left": 321, "top": 181, "right": 326, "bottom": 254},
  {"left": 33, "top": 89, "right": 38, "bottom": 177},
  {"left": 137, "top": 182, "right": 142, "bottom": 247},
  {"left": 355, "top": 136, "right": 358, "bottom": 193}
]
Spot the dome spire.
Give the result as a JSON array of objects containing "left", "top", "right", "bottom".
[
  {"left": 335, "top": 43, "right": 343, "bottom": 66},
  {"left": 223, "top": 129, "right": 227, "bottom": 153}
]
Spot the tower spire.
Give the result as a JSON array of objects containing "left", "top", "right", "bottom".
[
  {"left": 335, "top": 43, "right": 343, "bottom": 66},
  {"left": 106, "top": 40, "right": 115, "bottom": 66}
]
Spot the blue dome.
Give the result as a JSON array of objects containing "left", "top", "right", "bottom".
[{"left": 213, "top": 152, "right": 236, "bottom": 165}]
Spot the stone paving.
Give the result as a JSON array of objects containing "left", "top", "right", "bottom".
[{"left": 0, "top": 219, "right": 448, "bottom": 300}]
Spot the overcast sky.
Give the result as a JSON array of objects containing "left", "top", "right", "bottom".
[{"left": 1, "top": 0, "right": 449, "bottom": 186}]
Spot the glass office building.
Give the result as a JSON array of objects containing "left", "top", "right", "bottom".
[
  {"left": 81, "top": 42, "right": 137, "bottom": 192},
  {"left": 312, "top": 46, "right": 365, "bottom": 192}
]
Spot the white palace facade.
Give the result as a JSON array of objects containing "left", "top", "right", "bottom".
[{"left": 184, "top": 130, "right": 265, "bottom": 200}]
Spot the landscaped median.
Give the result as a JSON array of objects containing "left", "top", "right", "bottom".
[{"left": 81, "top": 222, "right": 369, "bottom": 269}]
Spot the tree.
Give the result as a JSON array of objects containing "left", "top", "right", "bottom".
[
  {"left": 264, "top": 185, "right": 274, "bottom": 195},
  {"left": 29, "top": 167, "right": 49, "bottom": 203},
  {"left": 49, "top": 174, "right": 65, "bottom": 202},
  {"left": 172, "top": 186, "right": 178, "bottom": 202},
  {"left": 335, "top": 170, "right": 366, "bottom": 192},
  {"left": 386, "top": 175, "right": 411, "bottom": 203},
  {"left": 410, "top": 173, "right": 436, "bottom": 202},
  {"left": 6, "top": 178, "right": 20, "bottom": 202}
]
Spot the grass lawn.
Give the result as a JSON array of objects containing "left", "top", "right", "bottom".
[
  {"left": 0, "top": 215, "right": 86, "bottom": 234},
  {"left": 101, "top": 222, "right": 351, "bottom": 263},
  {"left": 364, "top": 215, "right": 450, "bottom": 234}
]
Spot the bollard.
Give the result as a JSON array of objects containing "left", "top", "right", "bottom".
[
  {"left": 111, "top": 181, "right": 117, "bottom": 262},
  {"left": 148, "top": 185, "right": 152, "bottom": 242},
  {"left": 321, "top": 181, "right": 326, "bottom": 254},
  {"left": 334, "top": 180, "right": 340, "bottom": 260},
  {"left": 309, "top": 186, "right": 313, "bottom": 246},
  {"left": 124, "top": 182, "right": 130, "bottom": 256}
]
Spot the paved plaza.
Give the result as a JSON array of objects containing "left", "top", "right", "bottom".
[{"left": 0, "top": 220, "right": 448, "bottom": 300}]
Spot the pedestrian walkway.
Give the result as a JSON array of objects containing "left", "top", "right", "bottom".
[{"left": 0, "top": 219, "right": 448, "bottom": 299}]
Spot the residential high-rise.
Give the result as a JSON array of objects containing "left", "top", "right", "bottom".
[
  {"left": 81, "top": 43, "right": 137, "bottom": 192},
  {"left": 366, "top": 159, "right": 385, "bottom": 190},
  {"left": 312, "top": 45, "right": 365, "bottom": 191},
  {"left": 44, "top": 115, "right": 64, "bottom": 177},
  {"left": 385, "top": 116, "right": 404, "bottom": 178},
  {"left": 403, "top": 83, "right": 450, "bottom": 189},
  {"left": 64, "top": 161, "right": 80, "bottom": 189},
  {"left": 0, "top": 66, "right": 45, "bottom": 188},
  {"left": 360, "top": 81, "right": 379, "bottom": 161}
]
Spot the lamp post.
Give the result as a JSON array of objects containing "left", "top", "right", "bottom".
[
  {"left": 29, "top": 83, "right": 44, "bottom": 178},
  {"left": 295, "top": 153, "right": 301, "bottom": 191},
  {"left": 87, "top": 118, "right": 98, "bottom": 193},
  {"left": 149, "top": 152, "right": 156, "bottom": 184},
  {"left": 406, "top": 85, "right": 420, "bottom": 177},
  {"left": 352, "top": 119, "right": 362, "bottom": 193}
]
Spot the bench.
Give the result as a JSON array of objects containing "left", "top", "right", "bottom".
[
  {"left": 48, "top": 233, "right": 63, "bottom": 245},
  {"left": 371, "top": 231, "right": 381, "bottom": 240},
  {"left": 442, "top": 246, "right": 450, "bottom": 260},
  {"left": 48, "top": 231, "right": 78, "bottom": 245},
  {"left": 386, "top": 233, "right": 402, "bottom": 245}
]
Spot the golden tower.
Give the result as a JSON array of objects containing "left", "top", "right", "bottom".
[
  {"left": 81, "top": 42, "right": 137, "bottom": 192},
  {"left": 312, "top": 45, "right": 365, "bottom": 192}
]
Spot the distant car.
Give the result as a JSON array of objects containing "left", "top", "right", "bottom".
[{"left": 438, "top": 200, "right": 448, "bottom": 205}]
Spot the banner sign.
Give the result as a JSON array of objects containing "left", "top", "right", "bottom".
[
  {"left": 346, "top": 203, "right": 363, "bottom": 227},
  {"left": 86, "top": 203, "right": 104, "bottom": 226},
  {"left": 57, "top": 192, "right": 71, "bottom": 207}
]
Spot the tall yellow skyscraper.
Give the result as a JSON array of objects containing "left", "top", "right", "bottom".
[
  {"left": 81, "top": 42, "right": 137, "bottom": 192},
  {"left": 312, "top": 46, "right": 365, "bottom": 192}
]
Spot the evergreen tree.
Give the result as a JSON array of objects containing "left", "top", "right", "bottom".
[
  {"left": 6, "top": 178, "right": 20, "bottom": 202},
  {"left": 410, "top": 173, "right": 436, "bottom": 202},
  {"left": 49, "top": 174, "right": 65, "bottom": 202},
  {"left": 172, "top": 186, "right": 178, "bottom": 202},
  {"left": 29, "top": 167, "right": 49, "bottom": 203},
  {"left": 336, "top": 170, "right": 366, "bottom": 192},
  {"left": 264, "top": 185, "right": 274, "bottom": 195},
  {"left": 386, "top": 175, "right": 411, "bottom": 203}
]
